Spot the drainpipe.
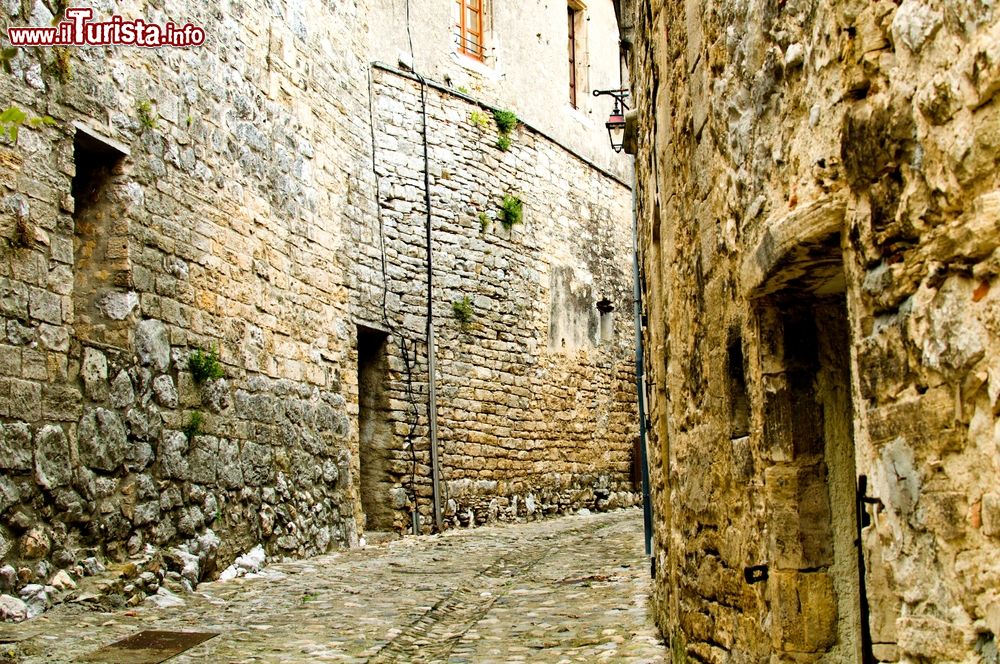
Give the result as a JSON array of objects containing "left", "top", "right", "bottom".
[
  {"left": 427, "top": 319, "right": 443, "bottom": 532},
  {"left": 411, "top": 72, "right": 444, "bottom": 535},
  {"left": 631, "top": 172, "right": 653, "bottom": 559}
]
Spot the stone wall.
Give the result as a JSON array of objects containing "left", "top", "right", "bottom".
[
  {"left": 0, "top": 0, "right": 637, "bottom": 603},
  {"left": 0, "top": 0, "right": 374, "bottom": 595},
  {"left": 623, "top": 0, "right": 1000, "bottom": 660},
  {"left": 354, "top": 66, "right": 639, "bottom": 532}
]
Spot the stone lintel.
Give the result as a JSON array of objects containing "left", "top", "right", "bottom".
[
  {"left": 72, "top": 121, "right": 130, "bottom": 159},
  {"left": 741, "top": 196, "right": 847, "bottom": 299}
]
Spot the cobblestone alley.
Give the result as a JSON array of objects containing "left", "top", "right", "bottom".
[{"left": 0, "top": 509, "right": 664, "bottom": 663}]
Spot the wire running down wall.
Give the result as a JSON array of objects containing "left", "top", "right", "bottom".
[{"left": 355, "top": 66, "right": 640, "bottom": 531}]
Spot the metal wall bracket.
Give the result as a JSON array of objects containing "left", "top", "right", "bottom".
[{"left": 744, "top": 564, "right": 769, "bottom": 584}]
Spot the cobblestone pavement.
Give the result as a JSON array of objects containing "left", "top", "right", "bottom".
[{"left": 1, "top": 508, "right": 665, "bottom": 663}]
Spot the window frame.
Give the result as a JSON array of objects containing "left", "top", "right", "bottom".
[
  {"left": 568, "top": 6, "right": 578, "bottom": 107},
  {"left": 455, "top": 0, "right": 485, "bottom": 62},
  {"left": 566, "top": 0, "right": 588, "bottom": 108}
]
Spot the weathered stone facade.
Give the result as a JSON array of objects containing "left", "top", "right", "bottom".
[
  {"left": 361, "top": 66, "right": 638, "bottom": 532},
  {"left": 621, "top": 0, "right": 1000, "bottom": 660},
  {"left": 0, "top": 0, "right": 636, "bottom": 604}
]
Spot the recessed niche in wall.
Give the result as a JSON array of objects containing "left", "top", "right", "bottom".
[
  {"left": 728, "top": 331, "right": 750, "bottom": 439},
  {"left": 72, "top": 123, "right": 132, "bottom": 348},
  {"left": 597, "top": 297, "right": 614, "bottom": 342}
]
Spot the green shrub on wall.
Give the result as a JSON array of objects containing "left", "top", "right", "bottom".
[
  {"left": 452, "top": 296, "right": 475, "bottom": 331},
  {"left": 137, "top": 99, "right": 157, "bottom": 130},
  {"left": 493, "top": 109, "right": 517, "bottom": 151},
  {"left": 499, "top": 194, "right": 523, "bottom": 230},
  {"left": 189, "top": 347, "right": 224, "bottom": 384},
  {"left": 493, "top": 109, "right": 517, "bottom": 134},
  {"left": 183, "top": 411, "right": 205, "bottom": 441}
]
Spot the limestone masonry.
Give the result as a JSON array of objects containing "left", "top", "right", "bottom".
[
  {"left": 620, "top": 0, "right": 1000, "bottom": 660},
  {"left": 0, "top": 0, "right": 637, "bottom": 613}
]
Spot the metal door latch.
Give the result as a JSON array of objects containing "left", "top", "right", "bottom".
[{"left": 857, "top": 474, "right": 881, "bottom": 529}]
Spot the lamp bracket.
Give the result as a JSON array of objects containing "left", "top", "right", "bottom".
[{"left": 592, "top": 88, "right": 630, "bottom": 110}]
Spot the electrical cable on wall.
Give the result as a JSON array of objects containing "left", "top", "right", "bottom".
[
  {"left": 405, "top": 0, "right": 446, "bottom": 532},
  {"left": 367, "top": 66, "right": 422, "bottom": 531}
]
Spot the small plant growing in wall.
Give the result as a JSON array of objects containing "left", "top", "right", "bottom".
[
  {"left": 493, "top": 109, "right": 517, "bottom": 151},
  {"left": 499, "top": 193, "right": 523, "bottom": 230},
  {"left": 136, "top": 99, "right": 157, "bottom": 131},
  {"left": 1, "top": 47, "right": 18, "bottom": 74},
  {"left": 0, "top": 105, "right": 55, "bottom": 144},
  {"left": 183, "top": 410, "right": 205, "bottom": 441},
  {"left": 469, "top": 110, "right": 489, "bottom": 130},
  {"left": 188, "top": 347, "right": 224, "bottom": 384},
  {"left": 478, "top": 211, "right": 491, "bottom": 233},
  {"left": 452, "top": 296, "right": 475, "bottom": 332},
  {"left": 493, "top": 109, "right": 517, "bottom": 134},
  {"left": 49, "top": 47, "right": 72, "bottom": 83}
]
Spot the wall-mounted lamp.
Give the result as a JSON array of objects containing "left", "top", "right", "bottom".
[{"left": 593, "top": 88, "right": 630, "bottom": 153}]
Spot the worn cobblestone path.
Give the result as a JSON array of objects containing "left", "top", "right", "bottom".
[{"left": 2, "top": 509, "right": 665, "bottom": 663}]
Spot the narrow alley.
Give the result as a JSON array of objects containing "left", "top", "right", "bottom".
[{"left": 0, "top": 509, "right": 663, "bottom": 663}]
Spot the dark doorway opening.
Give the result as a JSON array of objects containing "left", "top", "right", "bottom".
[
  {"left": 762, "top": 293, "right": 863, "bottom": 660},
  {"left": 357, "top": 325, "right": 394, "bottom": 532}
]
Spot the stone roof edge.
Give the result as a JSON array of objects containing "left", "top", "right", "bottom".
[{"left": 371, "top": 61, "right": 633, "bottom": 190}]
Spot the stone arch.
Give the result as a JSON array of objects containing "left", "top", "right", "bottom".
[{"left": 744, "top": 196, "right": 865, "bottom": 662}]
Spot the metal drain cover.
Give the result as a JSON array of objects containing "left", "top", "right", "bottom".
[{"left": 77, "top": 630, "right": 218, "bottom": 663}]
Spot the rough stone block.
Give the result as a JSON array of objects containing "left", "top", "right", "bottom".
[
  {"left": 770, "top": 571, "right": 837, "bottom": 653},
  {"left": 37, "top": 324, "right": 69, "bottom": 352},
  {"left": 0, "top": 422, "right": 33, "bottom": 471},
  {"left": 765, "top": 464, "right": 833, "bottom": 570},
  {"left": 188, "top": 436, "right": 219, "bottom": 484},
  {"left": 27, "top": 287, "right": 61, "bottom": 325},
  {"left": 41, "top": 384, "right": 82, "bottom": 422},
  {"left": 18, "top": 528, "right": 50, "bottom": 560},
  {"left": 20, "top": 349, "right": 47, "bottom": 381},
  {"left": 157, "top": 431, "right": 189, "bottom": 481},
  {"left": 982, "top": 492, "right": 1000, "bottom": 538},
  {"left": 134, "top": 319, "right": 171, "bottom": 371},
  {"left": 81, "top": 347, "right": 109, "bottom": 402},
  {"left": 125, "top": 440, "right": 154, "bottom": 472},
  {"left": 217, "top": 438, "right": 244, "bottom": 489},
  {"left": 201, "top": 378, "right": 230, "bottom": 413},
  {"left": 152, "top": 375, "right": 178, "bottom": 408},
  {"left": 34, "top": 425, "right": 72, "bottom": 490},
  {"left": 0, "top": 345, "right": 20, "bottom": 377},
  {"left": 897, "top": 616, "right": 969, "bottom": 660},
  {"left": 133, "top": 500, "right": 161, "bottom": 526},
  {"left": 240, "top": 441, "right": 273, "bottom": 486},
  {"left": 0, "top": 477, "right": 21, "bottom": 514},
  {"left": 0, "top": 280, "right": 27, "bottom": 320},
  {"left": 78, "top": 408, "right": 128, "bottom": 472},
  {"left": 108, "top": 371, "right": 135, "bottom": 408},
  {"left": 8, "top": 379, "right": 41, "bottom": 421}
]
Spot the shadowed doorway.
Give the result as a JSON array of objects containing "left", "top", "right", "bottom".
[{"left": 358, "top": 325, "right": 394, "bottom": 532}]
